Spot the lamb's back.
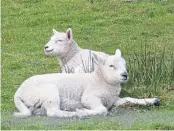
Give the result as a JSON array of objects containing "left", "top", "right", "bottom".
[{"left": 15, "top": 73, "right": 91, "bottom": 99}]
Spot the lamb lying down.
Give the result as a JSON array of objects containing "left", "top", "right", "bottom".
[
  {"left": 44, "top": 28, "right": 109, "bottom": 73},
  {"left": 13, "top": 49, "right": 160, "bottom": 118}
]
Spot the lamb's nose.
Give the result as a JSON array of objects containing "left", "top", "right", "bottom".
[
  {"left": 45, "top": 46, "right": 49, "bottom": 49},
  {"left": 122, "top": 72, "right": 128, "bottom": 79}
]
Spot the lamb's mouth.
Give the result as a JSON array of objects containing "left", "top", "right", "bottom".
[
  {"left": 122, "top": 77, "right": 128, "bottom": 80},
  {"left": 45, "top": 49, "right": 53, "bottom": 53},
  {"left": 121, "top": 78, "right": 128, "bottom": 82}
]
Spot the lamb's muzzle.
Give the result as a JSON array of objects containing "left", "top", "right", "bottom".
[
  {"left": 44, "top": 46, "right": 49, "bottom": 50},
  {"left": 121, "top": 72, "right": 128, "bottom": 80}
]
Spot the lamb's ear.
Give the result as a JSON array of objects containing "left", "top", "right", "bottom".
[
  {"left": 66, "top": 28, "right": 73, "bottom": 40},
  {"left": 93, "top": 53, "right": 106, "bottom": 65},
  {"left": 115, "top": 49, "right": 122, "bottom": 57},
  {"left": 52, "top": 29, "right": 58, "bottom": 34}
]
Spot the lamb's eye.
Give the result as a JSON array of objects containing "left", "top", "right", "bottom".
[
  {"left": 109, "top": 65, "right": 115, "bottom": 68},
  {"left": 56, "top": 40, "right": 63, "bottom": 43}
]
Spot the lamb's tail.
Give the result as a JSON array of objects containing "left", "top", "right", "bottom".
[{"left": 13, "top": 95, "right": 31, "bottom": 118}]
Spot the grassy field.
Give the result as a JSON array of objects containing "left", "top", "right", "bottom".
[{"left": 1, "top": 0, "right": 174, "bottom": 130}]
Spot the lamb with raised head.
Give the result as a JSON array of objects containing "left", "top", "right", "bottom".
[
  {"left": 13, "top": 49, "right": 159, "bottom": 118},
  {"left": 44, "top": 28, "right": 109, "bottom": 73}
]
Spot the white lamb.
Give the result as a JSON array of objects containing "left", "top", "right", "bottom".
[
  {"left": 13, "top": 49, "right": 160, "bottom": 118},
  {"left": 44, "top": 28, "right": 109, "bottom": 73}
]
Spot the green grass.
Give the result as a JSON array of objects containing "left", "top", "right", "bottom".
[
  {"left": 2, "top": 106, "right": 174, "bottom": 130},
  {"left": 1, "top": 0, "right": 174, "bottom": 130}
]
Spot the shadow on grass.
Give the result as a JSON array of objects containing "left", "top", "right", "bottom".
[{"left": 1, "top": 106, "right": 174, "bottom": 130}]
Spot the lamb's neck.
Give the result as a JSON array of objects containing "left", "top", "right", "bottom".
[
  {"left": 93, "top": 67, "right": 121, "bottom": 94},
  {"left": 92, "top": 67, "right": 106, "bottom": 84},
  {"left": 58, "top": 40, "right": 82, "bottom": 68}
]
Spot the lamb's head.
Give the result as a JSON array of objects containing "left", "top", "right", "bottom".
[
  {"left": 44, "top": 28, "right": 73, "bottom": 58},
  {"left": 94, "top": 49, "right": 128, "bottom": 85}
]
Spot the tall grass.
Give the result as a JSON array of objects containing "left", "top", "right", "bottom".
[{"left": 124, "top": 43, "right": 174, "bottom": 97}]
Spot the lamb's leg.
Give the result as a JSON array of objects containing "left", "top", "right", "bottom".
[
  {"left": 76, "top": 106, "right": 107, "bottom": 117},
  {"left": 114, "top": 97, "right": 160, "bottom": 107},
  {"left": 77, "top": 95, "right": 108, "bottom": 117},
  {"left": 44, "top": 92, "right": 77, "bottom": 118},
  {"left": 13, "top": 96, "right": 31, "bottom": 117},
  {"left": 47, "top": 108, "right": 77, "bottom": 118}
]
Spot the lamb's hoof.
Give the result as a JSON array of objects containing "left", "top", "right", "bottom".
[{"left": 154, "top": 98, "right": 160, "bottom": 106}]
